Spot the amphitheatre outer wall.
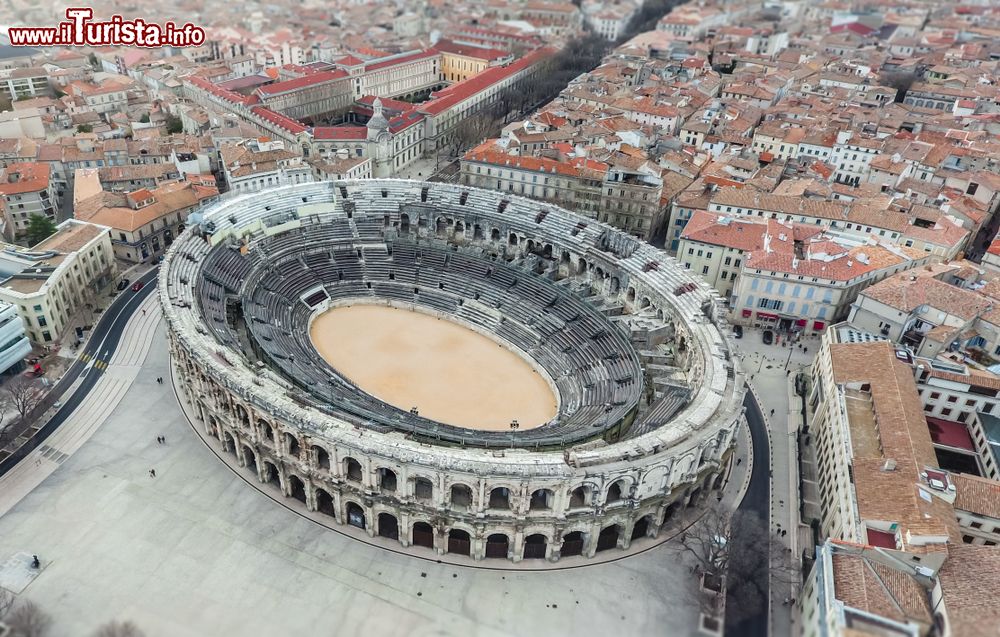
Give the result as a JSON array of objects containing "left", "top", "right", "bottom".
[{"left": 160, "top": 180, "right": 747, "bottom": 563}]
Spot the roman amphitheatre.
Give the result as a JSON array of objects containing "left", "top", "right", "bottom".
[{"left": 160, "top": 179, "right": 746, "bottom": 564}]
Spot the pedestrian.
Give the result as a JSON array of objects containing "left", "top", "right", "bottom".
[
  {"left": 161, "top": 436, "right": 166, "bottom": 444},
  {"left": 31, "top": 555, "right": 39, "bottom": 568},
  {"left": 770, "top": 408, "right": 775, "bottom": 416},
  {"left": 736, "top": 458, "right": 742, "bottom": 465},
  {"left": 149, "top": 469, "right": 156, "bottom": 478},
  {"left": 156, "top": 436, "right": 160, "bottom": 444},
  {"left": 142, "top": 309, "right": 146, "bottom": 316}
]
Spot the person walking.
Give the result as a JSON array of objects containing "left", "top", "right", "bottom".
[{"left": 149, "top": 469, "right": 156, "bottom": 478}]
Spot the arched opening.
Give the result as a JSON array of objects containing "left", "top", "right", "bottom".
[
  {"left": 377, "top": 513, "right": 399, "bottom": 540},
  {"left": 529, "top": 489, "right": 553, "bottom": 511},
  {"left": 263, "top": 461, "right": 280, "bottom": 488},
  {"left": 448, "top": 529, "right": 471, "bottom": 556},
  {"left": 400, "top": 213, "right": 410, "bottom": 233},
  {"left": 242, "top": 446, "right": 257, "bottom": 475},
  {"left": 454, "top": 220, "right": 465, "bottom": 236},
  {"left": 662, "top": 501, "right": 682, "bottom": 528},
  {"left": 687, "top": 487, "right": 703, "bottom": 508},
  {"left": 578, "top": 258, "right": 588, "bottom": 275},
  {"left": 222, "top": 431, "right": 236, "bottom": 455},
  {"left": 473, "top": 224, "right": 484, "bottom": 240},
  {"left": 288, "top": 474, "right": 306, "bottom": 503},
  {"left": 285, "top": 433, "right": 300, "bottom": 458},
  {"left": 414, "top": 477, "right": 433, "bottom": 501},
  {"left": 596, "top": 525, "right": 621, "bottom": 552},
  {"left": 605, "top": 480, "right": 627, "bottom": 505},
  {"left": 569, "top": 485, "right": 590, "bottom": 508},
  {"left": 485, "top": 533, "right": 509, "bottom": 558},
  {"left": 561, "top": 531, "right": 585, "bottom": 557},
  {"left": 412, "top": 521, "right": 435, "bottom": 549},
  {"left": 316, "top": 488, "right": 335, "bottom": 516},
  {"left": 640, "top": 297, "right": 651, "bottom": 310},
  {"left": 346, "top": 502, "right": 366, "bottom": 529},
  {"left": 450, "top": 484, "right": 473, "bottom": 509},
  {"left": 436, "top": 217, "right": 447, "bottom": 237},
  {"left": 526, "top": 239, "right": 536, "bottom": 254},
  {"left": 626, "top": 287, "right": 636, "bottom": 303},
  {"left": 378, "top": 467, "right": 397, "bottom": 493},
  {"left": 523, "top": 534, "right": 547, "bottom": 559},
  {"left": 314, "top": 445, "right": 330, "bottom": 470},
  {"left": 508, "top": 232, "right": 518, "bottom": 246},
  {"left": 542, "top": 244, "right": 553, "bottom": 259},
  {"left": 261, "top": 421, "right": 275, "bottom": 443},
  {"left": 491, "top": 228, "right": 501, "bottom": 241},
  {"left": 488, "top": 487, "right": 510, "bottom": 510},
  {"left": 560, "top": 250, "right": 571, "bottom": 264},
  {"left": 235, "top": 405, "right": 250, "bottom": 428},
  {"left": 631, "top": 515, "right": 653, "bottom": 540},
  {"left": 344, "top": 457, "right": 362, "bottom": 483}
]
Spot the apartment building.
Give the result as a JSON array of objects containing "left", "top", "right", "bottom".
[
  {"left": 0, "top": 300, "right": 31, "bottom": 375},
  {"left": 220, "top": 138, "right": 313, "bottom": 194},
  {"left": 434, "top": 40, "right": 513, "bottom": 83},
  {"left": 0, "top": 162, "right": 58, "bottom": 241},
  {"left": 0, "top": 67, "right": 49, "bottom": 100},
  {"left": 74, "top": 170, "right": 219, "bottom": 263},
  {"left": 808, "top": 335, "right": 956, "bottom": 549},
  {"left": 0, "top": 220, "right": 115, "bottom": 345}
]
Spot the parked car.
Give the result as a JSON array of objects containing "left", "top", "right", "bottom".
[
  {"left": 131, "top": 281, "right": 144, "bottom": 292},
  {"left": 116, "top": 278, "right": 130, "bottom": 291},
  {"left": 762, "top": 329, "right": 774, "bottom": 345},
  {"left": 733, "top": 325, "right": 743, "bottom": 339}
]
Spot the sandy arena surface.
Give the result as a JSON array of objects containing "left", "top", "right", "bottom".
[{"left": 309, "top": 304, "right": 558, "bottom": 430}]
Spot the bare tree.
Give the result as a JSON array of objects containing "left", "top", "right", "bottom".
[
  {"left": 5, "top": 377, "right": 43, "bottom": 424},
  {"left": 0, "top": 402, "right": 12, "bottom": 447},
  {"left": 0, "top": 586, "right": 16, "bottom": 619},
  {"left": 676, "top": 503, "right": 798, "bottom": 627},
  {"left": 5, "top": 599, "right": 53, "bottom": 637},
  {"left": 93, "top": 620, "right": 146, "bottom": 637}
]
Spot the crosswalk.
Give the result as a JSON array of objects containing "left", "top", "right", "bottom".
[{"left": 78, "top": 352, "right": 109, "bottom": 370}]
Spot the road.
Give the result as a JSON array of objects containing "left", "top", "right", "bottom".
[
  {"left": 724, "top": 391, "right": 770, "bottom": 637},
  {"left": 0, "top": 267, "right": 159, "bottom": 476}
]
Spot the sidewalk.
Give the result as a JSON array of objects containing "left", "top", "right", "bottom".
[{"left": 733, "top": 327, "right": 816, "bottom": 637}]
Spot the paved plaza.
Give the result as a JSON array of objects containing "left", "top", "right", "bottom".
[{"left": 0, "top": 313, "right": 716, "bottom": 637}]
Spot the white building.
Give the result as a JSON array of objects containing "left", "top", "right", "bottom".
[{"left": 0, "top": 300, "right": 31, "bottom": 375}]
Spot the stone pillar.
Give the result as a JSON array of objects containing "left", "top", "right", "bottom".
[
  {"left": 585, "top": 521, "right": 601, "bottom": 558},
  {"left": 512, "top": 529, "right": 525, "bottom": 563}
]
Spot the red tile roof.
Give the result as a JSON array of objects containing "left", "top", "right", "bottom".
[
  {"left": 419, "top": 47, "right": 553, "bottom": 117},
  {"left": 312, "top": 126, "right": 367, "bottom": 140},
  {"left": 250, "top": 107, "right": 307, "bottom": 134},
  {"left": 255, "top": 69, "right": 349, "bottom": 97},
  {"left": 433, "top": 39, "right": 511, "bottom": 61},
  {"left": 365, "top": 49, "right": 438, "bottom": 72}
]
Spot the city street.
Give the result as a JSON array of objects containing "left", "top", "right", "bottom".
[{"left": 732, "top": 326, "right": 817, "bottom": 637}]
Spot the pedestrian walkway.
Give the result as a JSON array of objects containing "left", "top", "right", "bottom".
[{"left": 0, "top": 294, "right": 162, "bottom": 517}]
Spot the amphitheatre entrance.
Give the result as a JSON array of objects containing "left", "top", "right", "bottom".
[{"left": 309, "top": 304, "right": 558, "bottom": 430}]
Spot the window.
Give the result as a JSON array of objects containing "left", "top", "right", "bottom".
[
  {"left": 930, "top": 392, "right": 940, "bottom": 400},
  {"left": 702, "top": 266, "right": 709, "bottom": 275}
]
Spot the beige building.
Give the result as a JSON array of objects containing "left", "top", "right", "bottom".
[
  {"left": 221, "top": 138, "right": 313, "bottom": 195},
  {"left": 0, "top": 220, "right": 115, "bottom": 345},
  {"left": 73, "top": 169, "right": 219, "bottom": 263},
  {"left": 0, "top": 162, "right": 58, "bottom": 241},
  {"left": 434, "top": 40, "right": 513, "bottom": 83}
]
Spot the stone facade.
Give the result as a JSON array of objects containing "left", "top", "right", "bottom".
[{"left": 160, "top": 180, "right": 747, "bottom": 563}]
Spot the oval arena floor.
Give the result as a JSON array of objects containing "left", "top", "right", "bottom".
[{"left": 309, "top": 304, "right": 558, "bottom": 430}]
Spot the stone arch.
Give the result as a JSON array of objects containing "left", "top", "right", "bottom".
[
  {"left": 345, "top": 500, "right": 366, "bottom": 529},
  {"left": 450, "top": 483, "right": 474, "bottom": 510},
  {"left": 577, "top": 257, "right": 588, "bottom": 275},
  {"left": 488, "top": 486, "right": 511, "bottom": 510},
  {"left": 631, "top": 514, "right": 655, "bottom": 540},
  {"left": 596, "top": 524, "right": 622, "bottom": 552},
  {"left": 242, "top": 445, "right": 257, "bottom": 475},
  {"left": 662, "top": 500, "right": 683, "bottom": 528},
  {"left": 400, "top": 213, "right": 410, "bottom": 233},
  {"left": 604, "top": 478, "right": 631, "bottom": 505},
  {"left": 473, "top": 223, "right": 484, "bottom": 240},
  {"left": 313, "top": 445, "right": 330, "bottom": 470},
  {"left": 377, "top": 467, "right": 398, "bottom": 493},
  {"left": 344, "top": 457, "right": 363, "bottom": 483},
  {"left": 436, "top": 217, "right": 448, "bottom": 237},
  {"left": 412, "top": 476, "right": 433, "bottom": 501},
  {"left": 569, "top": 484, "right": 593, "bottom": 508},
  {"left": 447, "top": 528, "right": 472, "bottom": 556},
  {"left": 262, "top": 461, "right": 280, "bottom": 488},
  {"left": 491, "top": 228, "right": 501, "bottom": 241},
  {"left": 508, "top": 232, "right": 518, "bottom": 246},
  {"left": 454, "top": 220, "right": 465, "bottom": 236},
  {"left": 287, "top": 474, "right": 307, "bottom": 503},
  {"left": 626, "top": 287, "right": 636, "bottom": 303},
  {"left": 411, "top": 520, "right": 435, "bottom": 549},
  {"left": 315, "top": 488, "right": 335, "bottom": 516},
  {"left": 222, "top": 430, "right": 236, "bottom": 455},
  {"left": 561, "top": 530, "right": 586, "bottom": 557},
  {"left": 529, "top": 488, "right": 554, "bottom": 511},
  {"left": 485, "top": 533, "right": 510, "bottom": 558},
  {"left": 523, "top": 533, "right": 548, "bottom": 559},
  {"left": 377, "top": 512, "right": 399, "bottom": 540},
  {"left": 284, "top": 432, "right": 301, "bottom": 458}
]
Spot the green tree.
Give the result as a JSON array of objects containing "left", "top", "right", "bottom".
[
  {"left": 77, "top": 123, "right": 93, "bottom": 133},
  {"left": 25, "top": 214, "right": 58, "bottom": 246},
  {"left": 139, "top": 113, "right": 150, "bottom": 123},
  {"left": 165, "top": 115, "right": 183, "bottom": 134}
]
